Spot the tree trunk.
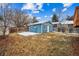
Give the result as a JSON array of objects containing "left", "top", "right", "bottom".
[{"left": 3, "top": 26, "right": 6, "bottom": 39}]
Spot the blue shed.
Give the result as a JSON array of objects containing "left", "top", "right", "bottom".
[{"left": 28, "top": 21, "right": 53, "bottom": 33}]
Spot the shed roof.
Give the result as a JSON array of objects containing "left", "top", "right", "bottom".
[
  {"left": 28, "top": 20, "right": 50, "bottom": 26},
  {"left": 51, "top": 22, "right": 60, "bottom": 24},
  {"left": 28, "top": 20, "right": 73, "bottom": 26}
]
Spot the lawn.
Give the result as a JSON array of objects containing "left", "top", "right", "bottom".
[{"left": 0, "top": 32, "right": 78, "bottom": 56}]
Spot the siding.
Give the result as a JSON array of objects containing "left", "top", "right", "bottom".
[
  {"left": 29, "top": 24, "right": 41, "bottom": 33},
  {"left": 42, "top": 24, "right": 47, "bottom": 33}
]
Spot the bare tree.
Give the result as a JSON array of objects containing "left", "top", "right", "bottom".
[
  {"left": 32, "top": 16, "right": 38, "bottom": 23},
  {"left": 11, "top": 9, "right": 30, "bottom": 32},
  {"left": 0, "top": 4, "right": 10, "bottom": 38}
]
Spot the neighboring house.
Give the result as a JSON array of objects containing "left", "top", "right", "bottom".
[
  {"left": 28, "top": 20, "right": 79, "bottom": 33},
  {"left": 60, "top": 21, "right": 79, "bottom": 33},
  {"left": 59, "top": 21, "right": 74, "bottom": 33},
  {"left": 73, "top": 6, "right": 79, "bottom": 27}
]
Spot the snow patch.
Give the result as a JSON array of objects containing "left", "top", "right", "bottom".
[{"left": 18, "top": 32, "right": 39, "bottom": 36}]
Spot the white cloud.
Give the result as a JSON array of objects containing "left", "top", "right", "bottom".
[
  {"left": 36, "top": 17, "right": 41, "bottom": 20},
  {"left": 21, "top": 3, "right": 44, "bottom": 14},
  {"left": 36, "top": 3, "right": 43, "bottom": 10},
  {"left": 32, "top": 10, "right": 39, "bottom": 13},
  {"left": 21, "top": 3, "right": 34, "bottom": 10},
  {"left": 62, "top": 8, "right": 67, "bottom": 12},
  {"left": 62, "top": 3, "right": 73, "bottom": 12},
  {"left": 41, "top": 9, "right": 44, "bottom": 11},
  {"left": 21, "top": 3, "right": 43, "bottom": 11},
  {"left": 45, "top": 15, "right": 47, "bottom": 18},
  {"left": 52, "top": 8, "right": 56, "bottom": 12},
  {"left": 62, "top": 3, "right": 73, "bottom": 7},
  {"left": 50, "top": 15, "right": 53, "bottom": 18},
  {"left": 28, "top": 14, "right": 32, "bottom": 16}
]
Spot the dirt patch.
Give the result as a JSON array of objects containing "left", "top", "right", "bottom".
[
  {"left": 71, "top": 36, "right": 79, "bottom": 56},
  {"left": 0, "top": 32, "right": 79, "bottom": 56}
]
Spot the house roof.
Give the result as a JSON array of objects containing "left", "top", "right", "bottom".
[{"left": 61, "top": 20, "right": 73, "bottom": 24}]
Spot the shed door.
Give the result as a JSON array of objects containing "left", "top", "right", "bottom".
[{"left": 47, "top": 25, "right": 49, "bottom": 32}]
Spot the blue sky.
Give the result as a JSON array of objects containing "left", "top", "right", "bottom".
[{"left": 5, "top": 3, "right": 79, "bottom": 21}]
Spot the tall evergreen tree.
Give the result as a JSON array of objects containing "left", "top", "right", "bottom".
[
  {"left": 32, "top": 16, "right": 38, "bottom": 23},
  {"left": 52, "top": 14, "right": 58, "bottom": 22}
]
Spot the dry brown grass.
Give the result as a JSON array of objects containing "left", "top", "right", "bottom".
[{"left": 0, "top": 32, "right": 77, "bottom": 56}]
